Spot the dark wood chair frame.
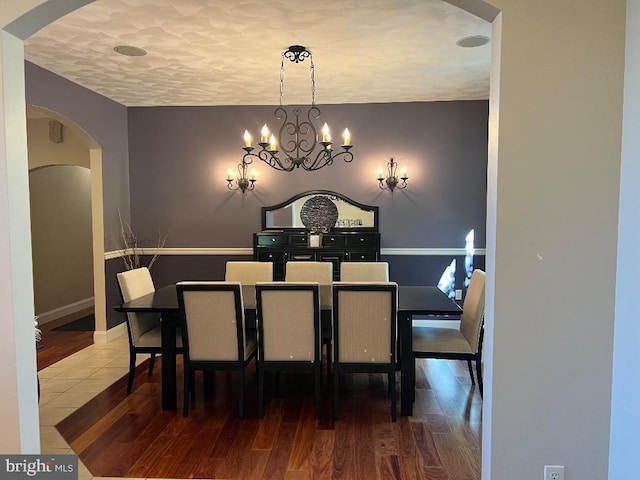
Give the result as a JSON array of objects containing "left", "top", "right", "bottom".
[
  {"left": 177, "top": 282, "right": 257, "bottom": 418},
  {"left": 117, "top": 287, "right": 183, "bottom": 395},
  {"left": 332, "top": 283, "right": 398, "bottom": 422},
  {"left": 256, "top": 283, "right": 322, "bottom": 418}
]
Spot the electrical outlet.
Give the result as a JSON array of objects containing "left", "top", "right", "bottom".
[
  {"left": 454, "top": 289, "right": 462, "bottom": 300},
  {"left": 544, "top": 465, "right": 564, "bottom": 480}
]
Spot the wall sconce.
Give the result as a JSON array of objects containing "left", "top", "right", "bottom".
[
  {"left": 226, "top": 159, "right": 256, "bottom": 193},
  {"left": 377, "top": 157, "right": 408, "bottom": 192}
]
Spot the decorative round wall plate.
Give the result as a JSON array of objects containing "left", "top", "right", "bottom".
[{"left": 300, "top": 196, "right": 339, "bottom": 233}]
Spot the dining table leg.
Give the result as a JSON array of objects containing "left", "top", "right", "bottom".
[
  {"left": 161, "top": 313, "right": 178, "bottom": 411},
  {"left": 400, "top": 311, "right": 414, "bottom": 416}
]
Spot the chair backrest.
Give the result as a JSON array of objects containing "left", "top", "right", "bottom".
[
  {"left": 340, "top": 262, "right": 389, "bottom": 282},
  {"left": 285, "top": 261, "right": 333, "bottom": 308},
  {"left": 116, "top": 267, "right": 160, "bottom": 345},
  {"left": 256, "top": 282, "right": 320, "bottom": 362},
  {"left": 332, "top": 282, "right": 398, "bottom": 364},
  {"left": 225, "top": 261, "right": 273, "bottom": 309},
  {"left": 176, "top": 281, "right": 250, "bottom": 362},
  {"left": 459, "top": 269, "right": 486, "bottom": 353}
]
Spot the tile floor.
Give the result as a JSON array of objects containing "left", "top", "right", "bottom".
[{"left": 38, "top": 335, "right": 157, "bottom": 480}]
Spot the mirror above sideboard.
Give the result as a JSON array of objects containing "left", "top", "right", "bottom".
[{"left": 262, "top": 190, "right": 378, "bottom": 233}]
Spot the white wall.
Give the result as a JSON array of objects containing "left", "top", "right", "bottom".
[
  {"left": 29, "top": 165, "right": 93, "bottom": 317},
  {"left": 484, "top": 1, "right": 625, "bottom": 478},
  {"left": 609, "top": 0, "right": 640, "bottom": 477}
]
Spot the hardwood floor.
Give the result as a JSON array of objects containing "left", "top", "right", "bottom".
[
  {"left": 53, "top": 348, "right": 482, "bottom": 479},
  {"left": 37, "top": 308, "right": 94, "bottom": 371}
]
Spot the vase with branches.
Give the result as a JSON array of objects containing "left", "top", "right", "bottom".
[{"left": 114, "top": 210, "right": 169, "bottom": 271}]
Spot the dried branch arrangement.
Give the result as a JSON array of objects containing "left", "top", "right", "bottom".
[{"left": 114, "top": 210, "right": 169, "bottom": 271}]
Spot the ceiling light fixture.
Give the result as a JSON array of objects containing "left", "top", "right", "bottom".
[
  {"left": 113, "top": 45, "right": 147, "bottom": 57},
  {"left": 456, "top": 35, "right": 490, "bottom": 48},
  {"left": 240, "top": 45, "right": 353, "bottom": 172}
]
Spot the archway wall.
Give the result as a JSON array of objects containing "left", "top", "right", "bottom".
[
  {"left": 25, "top": 62, "right": 130, "bottom": 329},
  {"left": 25, "top": 61, "right": 130, "bottom": 242},
  {"left": 484, "top": 1, "right": 625, "bottom": 479}
]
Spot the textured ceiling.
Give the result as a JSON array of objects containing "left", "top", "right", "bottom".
[{"left": 24, "top": 0, "right": 491, "bottom": 107}]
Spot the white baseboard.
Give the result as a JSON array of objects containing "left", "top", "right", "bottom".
[
  {"left": 36, "top": 297, "right": 94, "bottom": 325},
  {"left": 93, "top": 322, "right": 127, "bottom": 344}
]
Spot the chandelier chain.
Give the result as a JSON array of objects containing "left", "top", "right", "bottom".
[{"left": 279, "top": 48, "right": 316, "bottom": 107}]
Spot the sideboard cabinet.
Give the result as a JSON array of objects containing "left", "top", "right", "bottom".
[
  {"left": 253, "top": 231, "right": 380, "bottom": 280},
  {"left": 253, "top": 191, "right": 380, "bottom": 281}
]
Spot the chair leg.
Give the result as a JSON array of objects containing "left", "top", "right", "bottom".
[
  {"left": 314, "top": 362, "right": 322, "bottom": 419},
  {"left": 467, "top": 359, "right": 476, "bottom": 385},
  {"left": 127, "top": 353, "right": 136, "bottom": 394},
  {"left": 258, "top": 363, "right": 265, "bottom": 418},
  {"left": 389, "top": 368, "right": 397, "bottom": 422},
  {"left": 183, "top": 365, "right": 190, "bottom": 417},
  {"left": 476, "top": 357, "right": 483, "bottom": 397},
  {"left": 148, "top": 353, "right": 156, "bottom": 376},
  {"left": 333, "top": 368, "right": 340, "bottom": 421},
  {"left": 238, "top": 368, "right": 245, "bottom": 419}
]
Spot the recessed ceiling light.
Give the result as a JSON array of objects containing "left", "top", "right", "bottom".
[
  {"left": 113, "top": 45, "right": 147, "bottom": 57},
  {"left": 456, "top": 35, "right": 490, "bottom": 48}
]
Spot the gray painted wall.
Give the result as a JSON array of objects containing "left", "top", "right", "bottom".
[{"left": 127, "top": 101, "right": 488, "bottom": 249}]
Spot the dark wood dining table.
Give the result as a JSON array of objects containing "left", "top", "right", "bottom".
[{"left": 115, "top": 283, "right": 462, "bottom": 414}]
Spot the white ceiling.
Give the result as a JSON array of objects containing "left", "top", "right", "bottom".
[{"left": 24, "top": 0, "right": 491, "bottom": 107}]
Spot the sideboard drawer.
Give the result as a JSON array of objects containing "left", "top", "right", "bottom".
[
  {"left": 345, "top": 234, "right": 378, "bottom": 247},
  {"left": 347, "top": 251, "right": 378, "bottom": 261},
  {"left": 323, "top": 235, "right": 346, "bottom": 247},
  {"left": 289, "top": 234, "right": 308, "bottom": 245},
  {"left": 256, "top": 234, "right": 288, "bottom": 246},
  {"left": 288, "top": 252, "right": 316, "bottom": 261},
  {"left": 257, "top": 250, "right": 285, "bottom": 263}
]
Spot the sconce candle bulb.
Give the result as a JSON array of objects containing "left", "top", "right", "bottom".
[{"left": 378, "top": 157, "right": 409, "bottom": 192}]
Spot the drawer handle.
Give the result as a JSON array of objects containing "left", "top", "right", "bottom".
[
  {"left": 271, "top": 238, "right": 276, "bottom": 242},
  {"left": 360, "top": 238, "right": 365, "bottom": 242}
]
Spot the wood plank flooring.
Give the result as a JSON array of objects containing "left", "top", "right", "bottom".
[
  {"left": 54, "top": 349, "right": 482, "bottom": 479},
  {"left": 37, "top": 308, "right": 94, "bottom": 371}
]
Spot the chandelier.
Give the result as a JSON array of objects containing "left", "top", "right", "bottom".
[{"left": 241, "top": 45, "right": 353, "bottom": 172}]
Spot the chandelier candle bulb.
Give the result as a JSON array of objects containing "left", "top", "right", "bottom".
[
  {"left": 322, "top": 123, "right": 330, "bottom": 143},
  {"left": 261, "top": 125, "right": 269, "bottom": 144},
  {"left": 401, "top": 166, "right": 408, "bottom": 178},
  {"left": 244, "top": 130, "right": 252, "bottom": 148},
  {"left": 227, "top": 168, "right": 234, "bottom": 180},
  {"left": 250, "top": 168, "right": 256, "bottom": 180},
  {"left": 343, "top": 128, "right": 351, "bottom": 146},
  {"left": 377, "top": 167, "right": 385, "bottom": 180},
  {"left": 269, "top": 134, "right": 277, "bottom": 151}
]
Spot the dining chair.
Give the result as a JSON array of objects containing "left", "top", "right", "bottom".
[
  {"left": 412, "top": 269, "right": 486, "bottom": 396},
  {"left": 332, "top": 281, "right": 398, "bottom": 421},
  {"left": 340, "top": 261, "right": 389, "bottom": 282},
  {"left": 176, "top": 281, "right": 257, "bottom": 418},
  {"left": 116, "top": 267, "right": 183, "bottom": 394},
  {"left": 285, "top": 261, "right": 333, "bottom": 375},
  {"left": 225, "top": 261, "right": 273, "bottom": 330},
  {"left": 255, "top": 282, "right": 322, "bottom": 418}
]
